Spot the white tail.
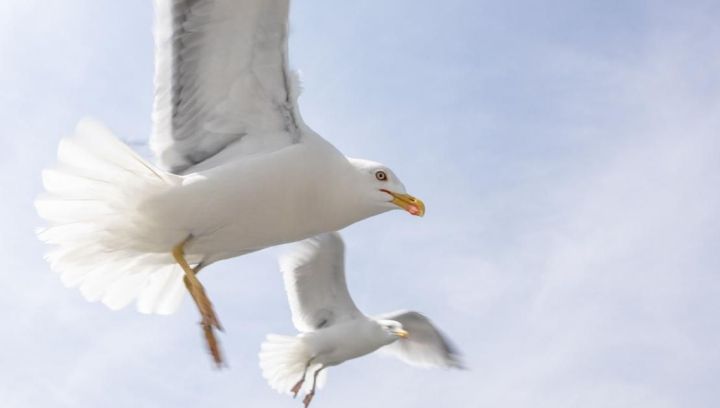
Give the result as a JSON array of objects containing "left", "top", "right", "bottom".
[
  {"left": 259, "top": 334, "right": 327, "bottom": 395},
  {"left": 35, "top": 119, "right": 185, "bottom": 315}
]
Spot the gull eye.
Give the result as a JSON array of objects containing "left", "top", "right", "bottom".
[{"left": 375, "top": 170, "right": 388, "bottom": 181}]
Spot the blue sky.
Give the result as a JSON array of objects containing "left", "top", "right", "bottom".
[{"left": 1, "top": 0, "right": 719, "bottom": 407}]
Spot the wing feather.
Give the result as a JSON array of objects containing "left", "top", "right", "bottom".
[
  {"left": 151, "top": 0, "right": 303, "bottom": 173},
  {"left": 377, "top": 310, "right": 464, "bottom": 369},
  {"left": 279, "top": 233, "right": 362, "bottom": 332}
]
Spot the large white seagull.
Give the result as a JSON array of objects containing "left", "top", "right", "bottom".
[{"left": 35, "top": 0, "right": 425, "bottom": 365}]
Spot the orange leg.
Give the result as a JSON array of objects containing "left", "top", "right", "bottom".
[
  {"left": 302, "top": 365, "right": 325, "bottom": 408},
  {"left": 291, "top": 359, "right": 314, "bottom": 398},
  {"left": 172, "top": 239, "right": 224, "bottom": 367}
]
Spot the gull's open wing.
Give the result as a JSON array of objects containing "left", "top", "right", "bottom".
[
  {"left": 377, "top": 310, "right": 464, "bottom": 369},
  {"left": 279, "top": 233, "right": 363, "bottom": 332},
  {"left": 151, "top": 0, "right": 304, "bottom": 173}
]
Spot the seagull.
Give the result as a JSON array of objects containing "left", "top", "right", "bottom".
[
  {"left": 35, "top": 0, "right": 425, "bottom": 366},
  {"left": 260, "top": 233, "right": 462, "bottom": 407}
]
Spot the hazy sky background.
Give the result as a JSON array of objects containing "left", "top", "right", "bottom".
[{"left": 1, "top": 0, "right": 719, "bottom": 407}]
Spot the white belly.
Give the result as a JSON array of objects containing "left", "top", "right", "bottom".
[
  {"left": 141, "top": 142, "right": 363, "bottom": 265},
  {"left": 307, "top": 320, "right": 394, "bottom": 366}
]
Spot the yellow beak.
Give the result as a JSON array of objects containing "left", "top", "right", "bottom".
[
  {"left": 395, "top": 329, "right": 409, "bottom": 339},
  {"left": 381, "top": 189, "right": 426, "bottom": 217}
]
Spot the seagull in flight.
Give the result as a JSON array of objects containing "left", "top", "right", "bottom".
[
  {"left": 260, "top": 233, "right": 462, "bottom": 407},
  {"left": 35, "top": 0, "right": 425, "bottom": 366}
]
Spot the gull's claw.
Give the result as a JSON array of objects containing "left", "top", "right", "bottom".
[
  {"left": 291, "top": 379, "right": 305, "bottom": 398},
  {"left": 302, "top": 391, "right": 315, "bottom": 408},
  {"left": 202, "top": 319, "right": 225, "bottom": 367}
]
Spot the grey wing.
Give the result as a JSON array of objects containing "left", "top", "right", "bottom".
[
  {"left": 377, "top": 310, "right": 464, "bottom": 369},
  {"left": 151, "top": 0, "right": 305, "bottom": 173},
  {"left": 279, "top": 232, "right": 363, "bottom": 332}
]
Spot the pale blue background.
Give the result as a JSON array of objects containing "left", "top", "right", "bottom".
[{"left": 1, "top": 1, "right": 719, "bottom": 407}]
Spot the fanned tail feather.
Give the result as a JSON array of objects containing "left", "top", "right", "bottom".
[
  {"left": 259, "top": 334, "right": 327, "bottom": 395},
  {"left": 35, "top": 119, "right": 185, "bottom": 315}
]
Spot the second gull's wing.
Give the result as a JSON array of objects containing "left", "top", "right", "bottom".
[
  {"left": 279, "top": 233, "right": 363, "bottom": 332},
  {"left": 376, "top": 310, "right": 464, "bottom": 369}
]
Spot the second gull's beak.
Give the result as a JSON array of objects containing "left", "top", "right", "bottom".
[{"left": 394, "top": 329, "right": 410, "bottom": 339}]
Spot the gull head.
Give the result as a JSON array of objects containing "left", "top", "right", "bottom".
[
  {"left": 376, "top": 319, "right": 409, "bottom": 341},
  {"left": 347, "top": 158, "right": 425, "bottom": 217}
]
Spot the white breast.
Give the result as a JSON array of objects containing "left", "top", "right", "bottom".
[
  {"left": 305, "top": 319, "right": 395, "bottom": 366},
  {"left": 140, "top": 137, "right": 365, "bottom": 265}
]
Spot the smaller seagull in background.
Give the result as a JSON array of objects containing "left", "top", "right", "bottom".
[{"left": 260, "top": 233, "right": 463, "bottom": 407}]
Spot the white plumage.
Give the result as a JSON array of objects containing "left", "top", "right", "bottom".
[
  {"left": 151, "top": 0, "right": 304, "bottom": 174},
  {"left": 36, "top": 120, "right": 185, "bottom": 315},
  {"left": 259, "top": 334, "right": 327, "bottom": 396},
  {"left": 259, "top": 233, "right": 462, "bottom": 405},
  {"left": 35, "top": 0, "right": 425, "bottom": 364}
]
